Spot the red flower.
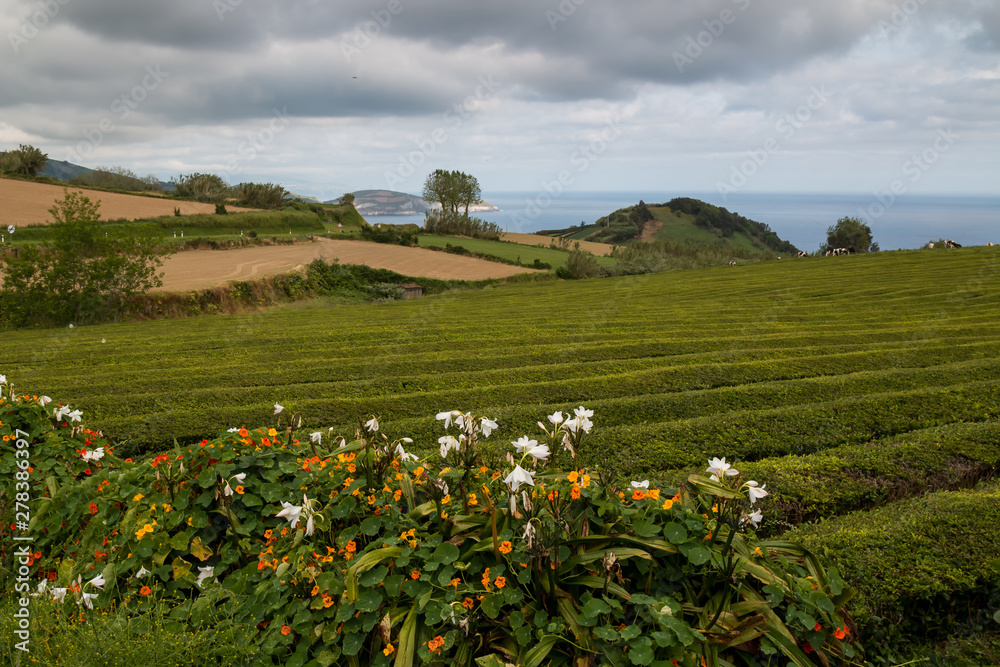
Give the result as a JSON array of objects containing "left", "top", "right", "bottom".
[{"left": 89, "top": 503, "right": 98, "bottom": 514}]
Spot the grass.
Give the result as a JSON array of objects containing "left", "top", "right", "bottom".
[{"left": 416, "top": 234, "right": 615, "bottom": 268}]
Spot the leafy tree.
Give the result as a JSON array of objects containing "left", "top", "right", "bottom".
[
  {"left": 171, "top": 173, "right": 230, "bottom": 203},
  {"left": 69, "top": 166, "right": 162, "bottom": 192},
  {"left": 422, "top": 169, "right": 482, "bottom": 216},
  {"left": 231, "top": 182, "right": 287, "bottom": 209},
  {"left": 339, "top": 193, "right": 356, "bottom": 206},
  {"left": 0, "top": 190, "right": 164, "bottom": 327},
  {"left": 0, "top": 144, "right": 48, "bottom": 177},
  {"left": 823, "top": 216, "right": 877, "bottom": 254}
]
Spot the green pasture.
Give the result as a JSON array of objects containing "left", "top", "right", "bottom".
[{"left": 416, "top": 234, "right": 614, "bottom": 268}]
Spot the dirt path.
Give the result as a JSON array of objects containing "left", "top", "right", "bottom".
[
  {"left": 501, "top": 232, "right": 615, "bottom": 256},
  {"left": 640, "top": 219, "right": 662, "bottom": 242},
  {"left": 0, "top": 178, "right": 255, "bottom": 226},
  {"left": 154, "top": 238, "right": 540, "bottom": 291}
]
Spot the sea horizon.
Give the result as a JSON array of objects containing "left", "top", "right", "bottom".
[{"left": 367, "top": 190, "right": 999, "bottom": 253}]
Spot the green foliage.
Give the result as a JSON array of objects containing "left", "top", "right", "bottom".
[
  {"left": 422, "top": 169, "right": 482, "bottom": 216},
  {"left": 339, "top": 192, "right": 356, "bottom": 206},
  {"left": 0, "top": 392, "right": 861, "bottom": 666},
  {"left": 423, "top": 210, "right": 502, "bottom": 240},
  {"left": 360, "top": 223, "right": 419, "bottom": 246},
  {"left": 214, "top": 203, "right": 228, "bottom": 215},
  {"left": 171, "top": 173, "right": 230, "bottom": 203},
  {"left": 785, "top": 484, "right": 1000, "bottom": 663},
  {"left": 558, "top": 249, "right": 606, "bottom": 279},
  {"left": 823, "top": 216, "right": 877, "bottom": 254},
  {"left": 68, "top": 166, "right": 162, "bottom": 192},
  {"left": 0, "top": 189, "right": 164, "bottom": 327},
  {"left": 0, "top": 595, "right": 261, "bottom": 666},
  {"left": 0, "top": 144, "right": 48, "bottom": 177},
  {"left": 232, "top": 182, "right": 288, "bottom": 209}
]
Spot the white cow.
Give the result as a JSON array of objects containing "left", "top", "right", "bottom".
[
  {"left": 988, "top": 242, "right": 995, "bottom": 247},
  {"left": 928, "top": 242, "right": 935, "bottom": 249}
]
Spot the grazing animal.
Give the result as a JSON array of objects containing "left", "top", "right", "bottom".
[
  {"left": 944, "top": 239, "right": 962, "bottom": 249},
  {"left": 825, "top": 250, "right": 832, "bottom": 256},
  {"left": 729, "top": 260, "right": 737, "bottom": 266},
  {"left": 797, "top": 251, "right": 808, "bottom": 258},
  {"left": 928, "top": 242, "right": 935, "bottom": 249},
  {"left": 987, "top": 242, "right": 994, "bottom": 247},
  {"left": 777, "top": 256, "right": 781, "bottom": 260}
]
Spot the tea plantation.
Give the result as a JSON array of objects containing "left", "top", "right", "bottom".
[{"left": 2, "top": 245, "right": 999, "bottom": 663}]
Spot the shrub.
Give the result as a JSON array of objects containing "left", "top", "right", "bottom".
[
  {"left": 215, "top": 203, "right": 228, "bottom": 215},
  {"left": 0, "top": 385, "right": 862, "bottom": 666},
  {"left": 785, "top": 483, "right": 1000, "bottom": 664}
]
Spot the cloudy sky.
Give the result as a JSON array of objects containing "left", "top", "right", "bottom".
[{"left": 1, "top": 0, "right": 997, "bottom": 200}]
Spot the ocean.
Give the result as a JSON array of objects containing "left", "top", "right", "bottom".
[{"left": 369, "top": 191, "right": 999, "bottom": 252}]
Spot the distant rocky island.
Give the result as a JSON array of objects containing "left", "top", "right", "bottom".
[{"left": 330, "top": 189, "right": 499, "bottom": 216}]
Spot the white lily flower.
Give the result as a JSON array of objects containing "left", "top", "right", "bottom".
[
  {"left": 745, "top": 481, "right": 768, "bottom": 505},
  {"left": 233, "top": 473, "right": 246, "bottom": 483},
  {"left": 395, "top": 443, "right": 418, "bottom": 462},
  {"left": 310, "top": 432, "right": 322, "bottom": 444},
  {"left": 454, "top": 413, "right": 468, "bottom": 430},
  {"left": 81, "top": 447, "right": 105, "bottom": 462},
  {"left": 402, "top": 437, "right": 413, "bottom": 443},
  {"left": 503, "top": 465, "right": 535, "bottom": 492},
  {"left": 548, "top": 411, "right": 564, "bottom": 425},
  {"left": 365, "top": 417, "right": 379, "bottom": 433},
  {"left": 50, "top": 587, "right": 68, "bottom": 603},
  {"left": 480, "top": 418, "right": 498, "bottom": 438},
  {"left": 439, "top": 435, "right": 460, "bottom": 458},
  {"left": 36, "top": 579, "right": 48, "bottom": 594},
  {"left": 223, "top": 482, "right": 233, "bottom": 497},
  {"left": 305, "top": 514, "right": 315, "bottom": 537},
  {"left": 88, "top": 574, "right": 106, "bottom": 590},
  {"left": 630, "top": 480, "right": 650, "bottom": 489},
  {"left": 54, "top": 406, "right": 71, "bottom": 421},
  {"left": 273, "top": 403, "right": 284, "bottom": 415},
  {"left": 78, "top": 592, "right": 98, "bottom": 609},
  {"left": 748, "top": 510, "right": 763, "bottom": 527},
  {"left": 276, "top": 501, "right": 303, "bottom": 528},
  {"left": 39, "top": 396, "right": 51, "bottom": 406},
  {"left": 522, "top": 522, "right": 536, "bottom": 540},
  {"left": 196, "top": 566, "right": 215, "bottom": 588},
  {"left": 706, "top": 457, "right": 739, "bottom": 481},
  {"left": 68, "top": 409, "right": 83, "bottom": 422},
  {"left": 573, "top": 406, "right": 594, "bottom": 419},
  {"left": 525, "top": 444, "right": 550, "bottom": 461},
  {"left": 226, "top": 427, "right": 239, "bottom": 433},
  {"left": 0, "top": 374, "right": 6, "bottom": 384},
  {"left": 512, "top": 436, "right": 539, "bottom": 454},
  {"left": 136, "top": 566, "right": 151, "bottom": 579}
]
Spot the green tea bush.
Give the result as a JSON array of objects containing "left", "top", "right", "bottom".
[
  {"left": 785, "top": 483, "right": 1000, "bottom": 664},
  {"left": 0, "top": 381, "right": 862, "bottom": 666}
]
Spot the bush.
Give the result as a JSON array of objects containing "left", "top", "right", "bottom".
[
  {"left": 0, "top": 388, "right": 862, "bottom": 666},
  {"left": 0, "top": 144, "right": 48, "bottom": 177},
  {"left": 360, "top": 224, "right": 418, "bottom": 246},
  {"left": 215, "top": 203, "right": 228, "bottom": 215},
  {"left": 423, "top": 210, "right": 501, "bottom": 240},
  {"left": 785, "top": 483, "right": 1000, "bottom": 663}
]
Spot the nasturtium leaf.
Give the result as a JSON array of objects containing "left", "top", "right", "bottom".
[
  {"left": 342, "top": 632, "right": 365, "bottom": 656},
  {"left": 620, "top": 625, "right": 642, "bottom": 641},
  {"left": 259, "top": 483, "right": 284, "bottom": 503},
  {"left": 356, "top": 588, "right": 383, "bottom": 613},
  {"left": 170, "top": 532, "right": 190, "bottom": 551},
  {"left": 515, "top": 625, "right": 533, "bottom": 646},
  {"left": 196, "top": 468, "right": 216, "bottom": 488},
  {"left": 334, "top": 602, "right": 355, "bottom": 622},
  {"left": 817, "top": 598, "right": 835, "bottom": 614},
  {"left": 359, "top": 565, "right": 387, "bottom": 587},
  {"left": 315, "top": 649, "right": 338, "bottom": 667},
  {"left": 632, "top": 520, "right": 661, "bottom": 538},
  {"left": 593, "top": 626, "right": 619, "bottom": 641},
  {"left": 190, "top": 536, "right": 212, "bottom": 561},
  {"left": 433, "top": 542, "right": 460, "bottom": 565},
  {"left": 509, "top": 610, "right": 525, "bottom": 630},
  {"left": 583, "top": 598, "right": 612, "bottom": 616},
  {"left": 481, "top": 593, "right": 504, "bottom": 619},
  {"left": 240, "top": 493, "right": 262, "bottom": 508},
  {"left": 686, "top": 545, "right": 711, "bottom": 566},
  {"left": 827, "top": 566, "right": 844, "bottom": 596},
  {"left": 663, "top": 616, "right": 699, "bottom": 646},
  {"left": 651, "top": 631, "right": 675, "bottom": 648},
  {"left": 627, "top": 637, "right": 654, "bottom": 665},
  {"left": 360, "top": 516, "right": 381, "bottom": 536},
  {"left": 663, "top": 522, "right": 687, "bottom": 544}
]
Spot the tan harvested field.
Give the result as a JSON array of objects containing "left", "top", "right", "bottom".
[
  {"left": 501, "top": 231, "right": 614, "bottom": 256},
  {"left": 0, "top": 178, "right": 255, "bottom": 226},
  {"left": 154, "top": 238, "right": 540, "bottom": 291}
]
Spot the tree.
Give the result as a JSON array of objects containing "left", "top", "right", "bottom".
[
  {"left": 422, "top": 169, "right": 481, "bottom": 216},
  {"left": 339, "top": 193, "right": 356, "bottom": 206},
  {"left": 0, "top": 144, "right": 48, "bottom": 177},
  {"left": 171, "top": 173, "right": 230, "bottom": 203},
  {"left": 0, "top": 190, "right": 164, "bottom": 326},
  {"left": 822, "top": 216, "right": 877, "bottom": 254}
]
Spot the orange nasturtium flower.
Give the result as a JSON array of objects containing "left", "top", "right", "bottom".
[
  {"left": 383, "top": 645, "right": 395, "bottom": 656},
  {"left": 495, "top": 576, "right": 506, "bottom": 589},
  {"left": 281, "top": 625, "right": 291, "bottom": 635},
  {"left": 632, "top": 490, "right": 645, "bottom": 500},
  {"left": 833, "top": 627, "right": 846, "bottom": 640},
  {"left": 410, "top": 570, "right": 420, "bottom": 580},
  {"left": 462, "top": 597, "right": 475, "bottom": 610},
  {"left": 139, "top": 586, "right": 152, "bottom": 596},
  {"left": 428, "top": 636, "right": 445, "bottom": 653},
  {"left": 662, "top": 499, "right": 674, "bottom": 510},
  {"left": 499, "top": 541, "right": 513, "bottom": 555}
]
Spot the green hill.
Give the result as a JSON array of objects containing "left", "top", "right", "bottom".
[{"left": 540, "top": 197, "right": 799, "bottom": 254}]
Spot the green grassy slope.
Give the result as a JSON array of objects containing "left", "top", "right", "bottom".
[
  {"left": 416, "top": 235, "right": 616, "bottom": 269},
  {"left": 3, "top": 247, "right": 997, "bottom": 483}
]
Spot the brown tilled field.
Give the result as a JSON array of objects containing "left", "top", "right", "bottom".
[
  {"left": 0, "top": 178, "right": 255, "bottom": 226},
  {"left": 154, "top": 238, "right": 540, "bottom": 291},
  {"left": 501, "top": 232, "right": 614, "bottom": 256}
]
